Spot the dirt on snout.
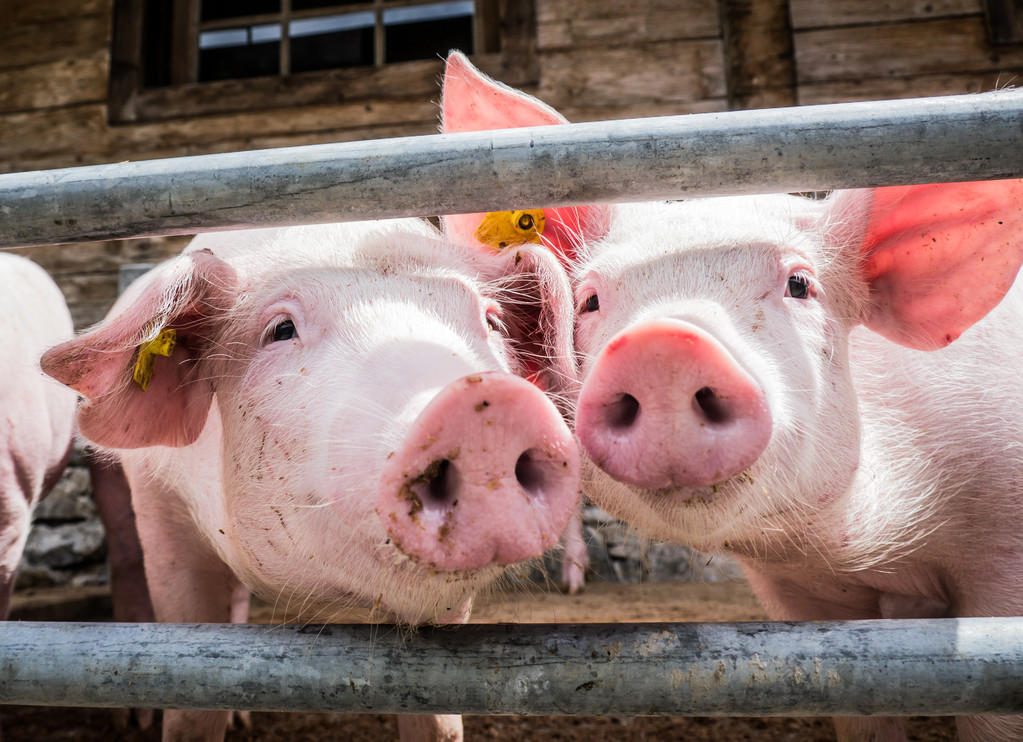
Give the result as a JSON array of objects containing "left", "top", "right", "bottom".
[{"left": 4, "top": 581, "right": 959, "bottom": 741}]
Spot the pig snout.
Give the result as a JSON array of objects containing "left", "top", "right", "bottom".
[
  {"left": 378, "top": 372, "right": 580, "bottom": 571},
  {"left": 576, "top": 318, "right": 772, "bottom": 489}
]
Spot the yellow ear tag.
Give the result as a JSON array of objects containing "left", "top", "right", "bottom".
[
  {"left": 474, "top": 209, "right": 546, "bottom": 250},
  {"left": 132, "top": 328, "right": 177, "bottom": 391}
]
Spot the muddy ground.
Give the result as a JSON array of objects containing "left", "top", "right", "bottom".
[{"left": 5, "top": 581, "right": 958, "bottom": 741}]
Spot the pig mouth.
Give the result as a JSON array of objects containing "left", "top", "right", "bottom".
[{"left": 650, "top": 469, "right": 756, "bottom": 501}]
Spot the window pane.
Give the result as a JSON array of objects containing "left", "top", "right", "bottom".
[
  {"left": 201, "top": 0, "right": 281, "bottom": 22},
  {"left": 142, "top": 0, "right": 174, "bottom": 87},
  {"left": 199, "top": 26, "right": 281, "bottom": 81},
  {"left": 384, "top": 1, "right": 474, "bottom": 63},
  {"left": 290, "top": 13, "right": 375, "bottom": 73}
]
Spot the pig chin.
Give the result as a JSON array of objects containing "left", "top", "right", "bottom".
[{"left": 582, "top": 458, "right": 772, "bottom": 548}]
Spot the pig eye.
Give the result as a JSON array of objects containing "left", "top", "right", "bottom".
[
  {"left": 580, "top": 294, "right": 600, "bottom": 313},
  {"left": 270, "top": 318, "right": 298, "bottom": 342},
  {"left": 785, "top": 273, "right": 814, "bottom": 300},
  {"left": 485, "top": 308, "right": 505, "bottom": 334}
]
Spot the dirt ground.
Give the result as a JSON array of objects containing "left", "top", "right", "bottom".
[{"left": 4, "top": 581, "right": 959, "bottom": 741}]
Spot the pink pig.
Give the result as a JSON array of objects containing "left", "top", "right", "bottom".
[
  {"left": 442, "top": 52, "right": 1023, "bottom": 741},
  {"left": 0, "top": 253, "right": 77, "bottom": 619},
  {"left": 42, "top": 218, "right": 581, "bottom": 742}
]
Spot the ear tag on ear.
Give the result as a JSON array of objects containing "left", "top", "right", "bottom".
[
  {"left": 474, "top": 209, "right": 546, "bottom": 250},
  {"left": 132, "top": 328, "right": 177, "bottom": 391}
]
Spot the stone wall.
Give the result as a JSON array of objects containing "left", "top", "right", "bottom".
[{"left": 17, "top": 447, "right": 108, "bottom": 589}]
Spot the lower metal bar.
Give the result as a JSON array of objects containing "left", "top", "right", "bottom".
[{"left": 1, "top": 619, "right": 1020, "bottom": 716}]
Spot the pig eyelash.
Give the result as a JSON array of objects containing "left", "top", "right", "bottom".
[
  {"left": 785, "top": 271, "right": 817, "bottom": 300},
  {"left": 577, "top": 293, "right": 600, "bottom": 314},
  {"left": 261, "top": 316, "right": 299, "bottom": 346},
  {"left": 485, "top": 307, "right": 507, "bottom": 335}
]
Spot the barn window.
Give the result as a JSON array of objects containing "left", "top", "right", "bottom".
[{"left": 109, "top": 0, "right": 537, "bottom": 124}]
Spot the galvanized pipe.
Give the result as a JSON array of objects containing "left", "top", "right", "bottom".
[
  {"left": 2, "top": 90, "right": 1023, "bottom": 248},
  {"left": 1, "top": 618, "right": 1021, "bottom": 716}
]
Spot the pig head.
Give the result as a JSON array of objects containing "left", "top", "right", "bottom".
[{"left": 41, "top": 219, "right": 581, "bottom": 627}]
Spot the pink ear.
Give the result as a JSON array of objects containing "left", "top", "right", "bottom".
[
  {"left": 489, "top": 245, "right": 579, "bottom": 405},
  {"left": 440, "top": 51, "right": 609, "bottom": 264},
  {"left": 853, "top": 179, "right": 1023, "bottom": 350},
  {"left": 41, "top": 250, "right": 238, "bottom": 448}
]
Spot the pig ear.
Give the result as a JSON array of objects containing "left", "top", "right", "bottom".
[
  {"left": 491, "top": 245, "right": 578, "bottom": 408},
  {"left": 833, "top": 179, "right": 1023, "bottom": 350},
  {"left": 439, "top": 51, "right": 610, "bottom": 265},
  {"left": 41, "top": 250, "right": 239, "bottom": 448}
]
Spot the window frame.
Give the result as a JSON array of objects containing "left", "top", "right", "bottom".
[{"left": 108, "top": 0, "right": 537, "bottom": 124}]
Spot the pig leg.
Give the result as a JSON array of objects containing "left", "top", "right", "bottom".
[
  {"left": 559, "top": 502, "right": 587, "bottom": 594},
  {"left": 742, "top": 571, "right": 913, "bottom": 741},
  {"left": 954, "top": 581, "right": 1023, "bottom": 741},
  {"left": 88, "top": 457, "right": 154, "bottom": 624},
  {"left": 832, "top": 718, "right": 907, "bottom": 741},
  {"left": 226, "top": 581, "right": 252, "bottom": 731},
  {"left": 395, "top": 602, "right": 472, "bottom": 742},
  {"left": 130, "top": 477, "right": 240, "bottom": 742},
  {"left": 88, "top": 456, "right": 156, "bottom": 729},
  {"left": 957, "top": 715, "right": 1023, "bottom": 741},
  {"left": 0, "top": 485, "right": 32, "bottom": 621},
  {"left": 397, "top": 715, "right": 463, "bottom": 742}
]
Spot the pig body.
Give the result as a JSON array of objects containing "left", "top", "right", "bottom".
[
  {"left": 575, "top": 196, "right": 1023, "bottom": 616},
  {"left": 571, "top": 193, "right": 1023, "bottom": 742},
  {"left": 43, "top": 218, "right": 581, "bottom": 742},
  {"left": 0, "top": 253, "right": 76, "bottom": 619},
  {"left": 438, "top": 52, "right": 1023, "bottom": 741}
]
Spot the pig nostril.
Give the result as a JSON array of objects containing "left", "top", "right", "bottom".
[
  {"left": 605, "top": 393, "right": 640, "bottom": 430},
  {"left": 410, "top": 458, "right": 461, "bottom": 509},
  {"left": 515, "top": 449, "right": 547, "bottom": 496},
  {"left": 694, "top": 386, "right": 730, "bottom": 425},
  {"left": 428, "top": 459, "right": 454, "bottom": 500}
]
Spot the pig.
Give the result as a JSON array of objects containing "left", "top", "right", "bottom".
[
  {"left": 0, "top": 255, "right": 153, "bottom": 732},
  {"left": 41, "top": 217, "right": 582, "bottom": 742},
  {"left": 0, "top": 253, "right": 77, "bottom": 622},
  {"left": 440, "top": 52, "right": 1023, "bottom": 741}
]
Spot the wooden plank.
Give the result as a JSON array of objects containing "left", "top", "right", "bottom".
[
  {"left": 9, "top": 236, "right": 188, "bottom": 277},
  {"left": 538, "top": 0, "right": 717, "bottom": 27},
  {"left": 538, "top": 0, "right": 719, "bottom": 50},
  {"left": 0, "top": 120, "right": 440, "bottom": 175},
  {"left": 558, "top": 98, "right": 729, "bottom": 122},
  {"left": 798, "top": 71, "right": 1016, "bottom": 104},
  {"left": 0, "top": 52, "right": 108, "bottom": 114},
  {"left": 8, "top": 0, "right": 111, "bottom": 28},
  {"left": 130, "top": 59, "right": 447, "bottom": 121},
  {"left": 790, "top": 0, "right": 982, "bottom": 30},
  {"left": 794, "top": 17, "right": 1023, "bottom": 83},
  {"left": 0, "top": 15, "right": 109, "bottom": 71},
  {"left": 538, "top": 41, "right": 727, "bottom": 109},
  {"left": 0, "top": 95, "right": 442, "bottom": 164},
  {"left": 984, "top": 0, "right": 1023, "bottom": 43},
  {"left": 719, "top": 0, "right": 796, "bottom": 109}
]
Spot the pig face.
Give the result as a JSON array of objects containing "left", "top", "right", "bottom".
[
  {"left": 570, "top": 196, "right": 864, "bottom": 547},
  {"left": 43, "top": 220, "right": 581, "bottom": 624}
]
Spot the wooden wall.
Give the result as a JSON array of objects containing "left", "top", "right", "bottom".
[{"left": 3, "top": 0, "right": 1022, "bottom": 328}]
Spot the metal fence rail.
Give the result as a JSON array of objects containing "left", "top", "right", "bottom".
[
  {"left": 2, "top": 89, "right": 1023, "bottom": 248},
  {"left": 2, "top": 618, "right": 1021, "bottom": 716}
]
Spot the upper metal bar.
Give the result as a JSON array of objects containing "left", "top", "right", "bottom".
[
  {"left": 1, "top": 618, "right": 1021, "bottom": 716},
  {"left": 1, "top": 90, "right": 1022, "bottom": 248}
]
